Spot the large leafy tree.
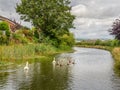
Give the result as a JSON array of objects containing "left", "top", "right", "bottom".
[
  {"left": 16, "top": 0, "right": 75, "bottom": 43},
  {"left": 109, "top": 18, "right": 120, "bottom": 40}
]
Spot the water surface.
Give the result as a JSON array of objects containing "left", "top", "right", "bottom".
[{"left": 0, "top": 47, "right": 120, "bottom": 90}]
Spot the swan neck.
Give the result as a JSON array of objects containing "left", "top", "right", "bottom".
[{"left": 26, "top": 62, "right": 29, "bottom": 67}]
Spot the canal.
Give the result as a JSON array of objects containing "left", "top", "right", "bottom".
[{"left": 0, "top": 47, "right": 120, "bottom": 90}]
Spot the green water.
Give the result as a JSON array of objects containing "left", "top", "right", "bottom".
[{"left": 0, "top": 47, "right": 120, "bottom": 90}]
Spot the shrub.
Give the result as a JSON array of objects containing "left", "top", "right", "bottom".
[
  {"left": 22, "top": 30, "right": 33, "bottom": 37},
  {"left": 0, "top": 21, "right": 9, "bottom": 31},
  {"left": 0, "top": 21, "right": 10, "bottom": 37},
  {"left": 34, "top": 29, "right": 39, "bottom": 39},
  {"left": 60, "top": 33, "right": 75, "bottom": 47},
  {"left": 21, "top": 37, "right": 28, "bottom": 44},
  {"left": 12, "top": 33, "right": 29, "bottom": 44},
  {"left": 12, "top": 33, "right": 22, "bottom": 40},
  {"left": 95, "top": 39, "right": 101, "bottom": 45},
  {"left": 0, "top": 35, "right": 8, "bottom": 45}
]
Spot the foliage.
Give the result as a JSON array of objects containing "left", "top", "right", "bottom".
[
  {"left": 33, "top": 29, "right": 40, "bottom": 40},
  {"left": 0, "top": 31, "right": 2, "bottom": 35},
  {"left": 39, "top": 32, "right": 75, "bottom": 48},
  {"left": 112, "top": 48, "right": 120, "bottom": 76},
  {"left": 0, "top": 21, "right": 10, "bottom": 37},
  {"left": 16, "top": 0, "right": 75, "bottom": 46},
  {"left": 76, "top": 39, "right": 120, "bottom": 47},
  {"left": 0, "top": 35, "right": 8, "bottom": 45},
  {"left": 12, "top": 33, "right": 22, "bottom": 40},
  {"left": 0, "top": 21, "right": 9, "bottom": 31},
  {"left": 60, "top": 33, "right": 75, "bottom": 47},
  {"left": 0, "top": 22, "right": 10, "bottom": 45},
  {"left": 0, "top": 43, "right": 71, "bottom": 60},
  {"left": 14, "top": 28, "right": 36, "bottom": 43},
  {"left": 94, "top": 39, "right": 101, "bottom": 45},
  {"left": 11, "top": 33, "right": 29, "bottom": 44},
  {"left": 109, "top": 18, "right": 120, "bottom": 40}
]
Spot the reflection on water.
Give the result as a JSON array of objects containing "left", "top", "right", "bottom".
[{"left": 0, "top": 47, "right": 120, "bottom": 90}]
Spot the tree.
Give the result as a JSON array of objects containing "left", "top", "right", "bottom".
[
  {"left": 0, "top": 21, "right": 9, "bottom": 31},
  {"left": 16, "top": 0, "right": 75, "bottom": 46},
  {"left": 0, "top": 21, "right": 10, "bottom": 37},
  {"left": 109, "top": 18, "right": 120, "bottom": 40}
]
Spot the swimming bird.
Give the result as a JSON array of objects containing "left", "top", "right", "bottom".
[
  {"left": 56, "top": 61, "right": 59, "bottom": 66},
  {"left": 60, "top": 64, "right": 63, "bottom": 67},
  {"left": 52, "top": 57, "right": 56, "bottom": 65},
  {"left": 24, "top": 61, "right": 29, "bottom": 70},
  {"left": 67, "top": 63, "right": 69, "bottom": 65},
  {"left": 68, "top": 60, "right": 71, "bottom": 64},
  {"left": 67, "top": 60, "right": 70, "bottom": 65},
  {"left": 72, "top": 61, "right": 75, "bottom": 64},
  {"left": 59, "top": 60, "right": 63, "bottom": 67}
]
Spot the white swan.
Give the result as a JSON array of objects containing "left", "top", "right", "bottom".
[
  {"left": 24, "top": 61, "right": 29, "bottom": 70},
  {"left": 52, "top": 57, "right": 56, "bottom": 65}
]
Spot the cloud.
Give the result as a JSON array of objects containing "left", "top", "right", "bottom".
[
  {"left": 70, "top": 0, "right": 120, "bottom": 39},
  {"left": 71, "top": 4, "right": 88, "bottom": 17},
  {"left": 0, "top": 0, "right": 31, "bottom": 27},
  {"left": 0, "top": 0, "right": 119, "bottom": 39}
]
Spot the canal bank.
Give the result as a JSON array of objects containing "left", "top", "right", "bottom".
[{"left": 0, "top": 43, "right": 73, "bottom": 67}]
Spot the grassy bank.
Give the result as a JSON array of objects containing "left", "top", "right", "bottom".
[
  {"left": 111, "top": 47, "right": 120, "bottom": 75},
  {"left": 76, "top": 44, "right": 120, "bottom": 76},
  {"left": 0, "top": 43, "right": 72, "bottom": 66}
]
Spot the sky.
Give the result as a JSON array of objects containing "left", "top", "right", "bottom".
[{"left": 0, "top": 0, "right": 120, "bottom": 40}]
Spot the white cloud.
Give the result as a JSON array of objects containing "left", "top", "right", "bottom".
[
  {"left": 0, "top": 0, "right": 31, "bottom": 28},
  {"left": 70, "top": 0, "right": 120, "bottom": 39},
  {"left": 0, "top": 0, "right": 119, "bottom": 39},
  {"left": 71, "top": 4, "right": 88, "bottom": 17}
]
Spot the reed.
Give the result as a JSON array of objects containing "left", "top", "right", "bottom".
[
  {"left": 0, "top": 43, "right": 72, "bottom": 61},
  {"left": 0, "top": 44, "right": 56, "bottom": 60}
]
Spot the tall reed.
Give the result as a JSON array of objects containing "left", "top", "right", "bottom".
[{"left": 0, "top": 43, "right": 57, "bottom": 60}]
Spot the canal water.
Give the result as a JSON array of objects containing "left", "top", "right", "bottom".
[{"left": 0, "top": 47, "right": 120, "bottom": 90}]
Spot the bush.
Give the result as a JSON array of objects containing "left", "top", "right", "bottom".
[
  {"left": 15, "top": 28, "right": 35, "bottom": 42},
  {"left": 0, "top": 21, "right": 10, "bottom": 37},
  {"left": 34, "top": 43, "right": 57, "bottom": 55},
  {"left": 0, "top": 31, "right": 2, "bottom": 35},
  {"left": 12, "top": 33, "right": 22, "bottom": 40},
  {"left": 34, "top": 29, "right": 39, "bottom": 39},
  {"left": 95, "top": 39, "right": 100, "bottom": 45},
  {"left": 12, "top": 33, "right": 29, "bottom": 44},
  {"left": 60, "top": 33, "right": 75, "bottom": 47},
  {"left": 21, "top": 37, "right": 29, "bottom": 44},
  {"left": 22, "top": 30, "right": 33, "bottom": 37},
  {"left": 35, "top": 44, "right": 47, "bottom": 54},
  {"left": 0, "top": 35, "right": 8, "bottom": 45},
  {"left": 0, "top": 21, "right": 9, "bottom": 31}
]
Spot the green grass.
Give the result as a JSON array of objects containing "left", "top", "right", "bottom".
[
  {"left": 0, "top": 43, "right": 73, "bottom": 67},
  {"left": 0, "top": 44, "right": 55, "bottom": 60}
]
